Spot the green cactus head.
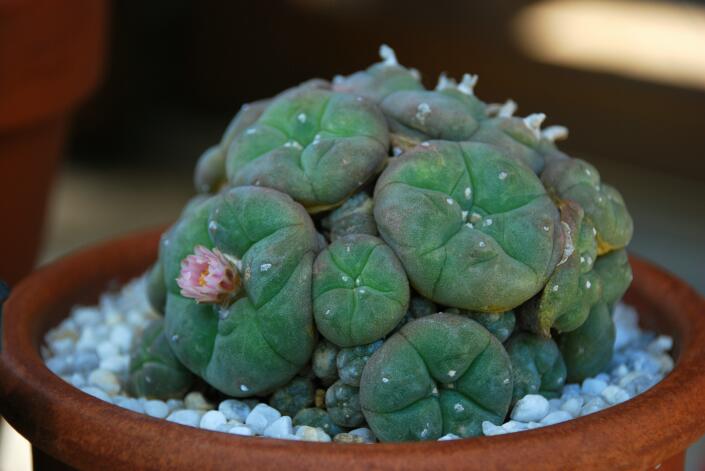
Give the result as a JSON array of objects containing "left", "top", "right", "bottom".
[
  {"left": 360, "top": 313, "right": 513, "bottom": 441},
  {"left": 127, "top": 319, "right": 193, "bottom": 400},
  {"left": 313, "top": 234, "right": 410, "bottom": 347},
  {"left": 332, "top": 45, "right": 424, "bottom": 102},
  {"left": 517, "top": 200, "right": 603, "bottom": 337},
  {"left": 541, "top": 157, "right": 633, "bottom": 254},
  {"left": 374, "top": 140, "right": 562, "bottom": 312},
  {"left": 160, "top": 186, "right": 318, "bottom": 396},
  {"left": 225, "top": 83, "right": 390, "bottom": 213},
  {"left": 505, "top": 331, "right": 567, "bottom": 403}
]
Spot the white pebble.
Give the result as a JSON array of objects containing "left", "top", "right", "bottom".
[
  {"left": 502, "top": 420, "right": 529, "bottom": 433},
  {"left": 548, "top": 398, "right": 563, "bottom": 412},
  {"left": 438, "top": 433, "right": 460, "bottom": 441},
  {"left": 184, "top": 391, "right": 212, "bottom": 410},
  {"left": 72, "top": 307, "right": 101, "bottom": 326},
  {"left": 46, "top": 357, "right": 69, "bottom": 375},
  {"left": 561, "top": 384, "right": 581, "bottom": 397},
  {"left": 349, "top": 427, "right": 375, "bottom": 443},
  {"left": 601, "top": 385, "right": 631, "bottom": 405},
  {"left": 541, "top": 411, "right": 573, "bottom": 425},
  {"left": 116, "top": 397, "right": 145, "bottom": 414},
  {"left": 228, "top": 425, "right": 255, "bottom": 436},
  {"left": 218, "top": 399, "right": 251, "bottom": 423},
  {"left": 49, "top": 337, "right": 76, "bottom": 357},
  {"left": 80, "top": 386, "right": 113, "bottom": 403},
  {"left": 581, "top": 397, "right": 608, "bottom": 416},
  {"left": 109, "top": 325, "right": 133, "bottom": 352},
  {"left": 67, "top": 373, "right": 86, "bottom": 388},
  {"left": 200, "top": 410, "right": 227, "bottom": 431},
  {"left": 99, "top": 354, "right": 129, "bottom": 373},
  {"left": 166, "top": 399, "right": 184, "bottom": 412},
  {"left": 648, "top": 335, "right": 673, "bottom": 354},
  {"left": 88, "top": 369, "right": 121, "bottom": 395},
  {"left": 511, "top": 394, "right": 550, "bottom": 422},
  {"left": 166, "top": 409, "right": 202, "bottom": 428},
  {"left": 295, "top": 426, "right": 331, "bottom": 442},
  {"left": 144, "top": 400, "right": 169, "bottom": 418},
  {"left": 73, "top": 351, "right": 99, "bottom": 373},
  {"left": 246, "top": 404, "right": 281, "bottom": 434},
  {"left": 560, "top": 396, "right": 584, "bottom": 417},
  {"left": 263, "top": 416, "right": 293, "bottom": 438},
  {"left": 581, "top": 378, "right": 608, "bottom": 396},
  {"left": 481, "top": 421, "right": 506, "bottom": 436},
  {"left": 96, "top": 341, "right": 119, "bottom": 360}
]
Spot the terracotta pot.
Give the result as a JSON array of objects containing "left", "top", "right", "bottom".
[
  {"left": 0, "top": 0, "right": 108, "bottom": 285},
  {"left": 1, "top": 228, "right": 704, "bottom": 471}
]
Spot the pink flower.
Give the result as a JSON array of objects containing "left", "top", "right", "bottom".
[{"left": 177, "top": 245, "right": 240, "bottom": 304}]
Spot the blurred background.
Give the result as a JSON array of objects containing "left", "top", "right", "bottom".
[{"left": 1, "top": 0, "right": 704, "bottom": 469}]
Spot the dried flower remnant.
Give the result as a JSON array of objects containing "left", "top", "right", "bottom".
[{"left": 176, "top": 245, "right": 240, "bottom": 304}]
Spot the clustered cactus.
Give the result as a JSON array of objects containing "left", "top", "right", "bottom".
[{"left": 129, "top": 46, "right": 633, "bottom": 442}]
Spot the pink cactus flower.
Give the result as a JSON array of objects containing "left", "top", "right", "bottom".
[{"left": 177, "top": 245, "right": 240, "bottom": 304}]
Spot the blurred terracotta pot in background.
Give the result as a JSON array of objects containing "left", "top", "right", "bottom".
[{"left": 0, "top": 0, "right": 108, "bottom": 285}]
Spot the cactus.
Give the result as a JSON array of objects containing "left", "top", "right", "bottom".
[
  {"left": 541, "top": 157, "right": 633, "bottom": 254},
  {"left": 293, "top": 408, "right": 345, "bottom": 436},
  {"left": 326, "top": 380, "right": 365, "bottom": 428},
  {"left": 312, "top": 339, "right": 340, "bottom": 386},
  {"left": 160, "top": 186, "right": 317, "bottom": 396},
  {"left": 225, "top": 84, "right": 390, "bottom": 213},
  {"left": 557, "top": 301, "right": 616, "bottom": 382},
  {"left": 268, "top": 376, "right": 316, "bottom": 418},
  {"left": 516, "top": 201, "right": 601, "bottom": 337},
  {"left": 127, "top": 319, "right": 193, "bottom": 399},
  {"left": 359, "top": 314, "right": 513, "bottom": 441},
  {"left": 374, "top": 140, "right": 562, "bottom": 312},
  {"left": 466, "top": 311, "right": 516, "bottom": 343},
  {"left": 313, "top": 235, "right": 409, "bottom": 347},
  {"left": 321, "top": 192, "right": 378, "bottom": 241},
  {"left": 140, "top": 45, "right": 636, "bottom": 442},
  {"left": 337, "top": 341, "right": 383, "bottom": 387},
  {"left": 505, "top": 332, "right": 566, "bottom": 402}
]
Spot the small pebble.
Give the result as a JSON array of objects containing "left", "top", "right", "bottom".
[
  {"left": 502, "top": 420, "right": 529, "bottom": 433},
  {"left": 581, "top": 397, "right": 608, "bottom": 416},
  {"left": 541, "top": 411, "right": 572, "bottom": 425},
  {"left": 200, "top": 410, "right": 227, "bottom": 431},
  {"left": 511, "top": 395, "right": 550, "bottom": 422},
  {"left": 481, "top": 421, "right": 505, "bottom": 436},
  {"left": 601, "top": 385, "right": 631, "bottom": 405},
  {"left": 218, "top": 399, "right": 251, "bottom": 423},
  {"left": 116, "top": 397, "right": 145, "bottom": 414},
  {"left": 166, "top": 399, "right": 184, "bottom": 412},
  {"left": 264, "top": 416, "right": 293, "bottom": 438},
  {"left": 144, "top": 400, "right": 169, "bottom": 418},
  {"left": 349, "top": 427, "right": 375, "bottom": 443},
  {"left": 560, "top": 396, "right": 584, "bottom": 417},
  {"left": 184, "top": 391, "right": 212, "bottom": 410},
  {"left": 246, "top": 404, "right": 281, "bottom": 434},
  {"left": 581, "top": 378, "right": 608, "bottom": 396},
  {"left": 88, "top": 369, "right": 121, "bottom": 395},
  {"left": 228, "top": 425, "right": 255, "bottom": 436},
  {"left": 73, "top": 351, "right": 100, "bottom": 373},
  {"left": 438, "top": 433, "right": 460, "bottom": 441},
  {"left": 96, "top": 342, "right": 119, "bottom": 361},
  {"left": 80, "top": 386, "right": 113, "bottom": 403},
  {"left": 167, "top": 409, "right": 202, "bottom": 428}
]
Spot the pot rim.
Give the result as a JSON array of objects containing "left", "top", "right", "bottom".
[{"left": 1, "top": 227, "right": 704, "bottom": 471}]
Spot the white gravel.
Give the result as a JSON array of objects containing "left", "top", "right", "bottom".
[
  {"left": 43, "top": 277, "right": 674, "bottom": 443},
  {"left": 481, "top": 303, "right": 675, "bottom": 437}
]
